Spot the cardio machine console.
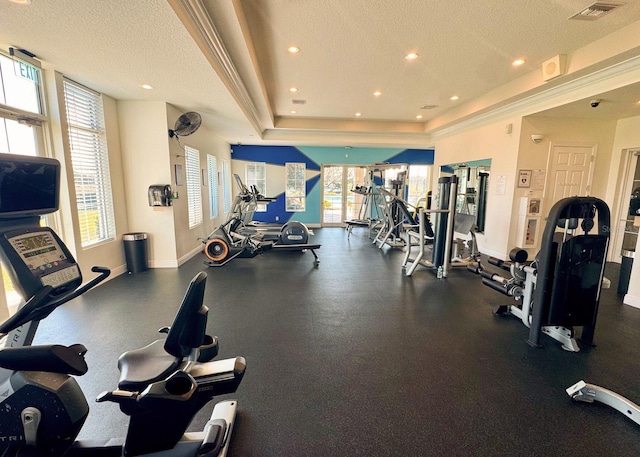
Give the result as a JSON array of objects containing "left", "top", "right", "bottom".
[{"left": 0, "top": 226, "right": 81, "bottom": 298}]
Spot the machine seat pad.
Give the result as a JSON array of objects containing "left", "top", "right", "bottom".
[{"left": 117, "top": 339, "right": 180, "bottom": 392}]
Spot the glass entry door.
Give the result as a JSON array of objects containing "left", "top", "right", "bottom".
[{"left": 322, "top": 165, "right": 367, "bottom": 226}]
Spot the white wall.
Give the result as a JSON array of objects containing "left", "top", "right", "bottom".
[
  {"left": 434, "top": 112, "right": 623, "bottom": 262},
  {"left": 117, "top": 100, "right": 177, "bottom": 267},
  {"left": 166, "top": 104, "right": 231, "bottom": 265},
  {"left": 434, "top": 117, "right": 522, "bottom": 259},
  {"left": 515, "top": 116, "right": 617, "bottom": 255}
]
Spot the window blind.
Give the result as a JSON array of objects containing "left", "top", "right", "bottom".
[
  {"left": 207, "top": 154, "right": 218, "bottom": 219},
  {"left": 63, "top": 79, "right": 115, "bottom": 247},
  {"left": 222, "top": 160, "right": 231, "bottom": 214},
  {"left": 185, "top": 146, "right": 202, "bottom": 228}
]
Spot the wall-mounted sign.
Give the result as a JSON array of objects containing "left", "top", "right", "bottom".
[
  {"left": 518, "top": 169, "right": 532, "bottom": 188},
  {"left": 14, "top": 60, "right": 38, "bottom": 84},
  {"left": 496, "top": 175, "right": 507, "bottom": 195},
  {"left": 532, "top": 169, "right": 546, "bottom": 190}
]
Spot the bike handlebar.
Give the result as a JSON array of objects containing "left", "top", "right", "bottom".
[{"left": 0, "top": 266, "right": 111, "bottom": 335}]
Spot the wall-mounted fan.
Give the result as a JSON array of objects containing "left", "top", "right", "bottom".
[{"left": 168, "top": 111, "right": 202, "bottom": 139}]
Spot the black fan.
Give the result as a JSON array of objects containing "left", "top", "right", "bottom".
[{"left": 168, "top": 112, "right": 202, "bottom": 138}]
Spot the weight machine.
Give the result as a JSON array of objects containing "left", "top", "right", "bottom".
[
  {"left": 403, "top": 176, "right": 481, "bottom": 277},
  {"left": 477, "top": 196, "right": 610, "bottom": 350}
]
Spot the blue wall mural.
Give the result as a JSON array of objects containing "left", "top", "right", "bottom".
[{"left": 230, "top": 144, "right": 434, "bottom": 225}]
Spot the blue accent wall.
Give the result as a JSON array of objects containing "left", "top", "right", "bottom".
[
  {"left": 231, "top": 145, "right": 320, "bottom": 170},
  {"left": 386, "top": 148, "right": 434, "bottom": 164},
  {"left": 231, "top": 144, "right": 434, "bottom": 225},
  {"left": 253, "top": 174, "right": 322, "bottom": 224}
]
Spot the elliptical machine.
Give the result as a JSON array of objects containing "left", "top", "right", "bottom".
[
  {"left": 202, "top": 174, "right": 320, "bottom": 267},
  {"left": 0, "top": 153, "right": 245, "bottom": 456}
]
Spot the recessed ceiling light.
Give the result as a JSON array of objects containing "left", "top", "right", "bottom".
[
  {"left": 8, "top": 0, "right": 31, "bottom": 4},
  {"left": 290, "top": 110, "right": 297, "bottom": 114},
  {"left": 512, "top": 59, "right": 526, "bottom": 66},
  {"left": 288, "top": 46, "right": 300, "bottom": 54},
  {"left": 140, "top": 84, "right": 154, "bottom": 90},
  {"left": 289, "top": 87, "right": 298, "bottom": 93},
  {"left": 355, "top": 112, "right": 362, "bottom": 117},
  {"left": 405, "top": 52, "right": 419, "bottom": 61},
  {"left": 373, "top": 90, "right": 382, "bottom": 97},
  {"left": 450, "top": 95, "right": 460, "bottom": 101},
  {"left": 416, "top": 115, "right": 423, "bottom": 119}
]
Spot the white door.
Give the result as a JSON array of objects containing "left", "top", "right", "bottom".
[{"left": 545, "top": 144, "right": 595, "bottom": 214}]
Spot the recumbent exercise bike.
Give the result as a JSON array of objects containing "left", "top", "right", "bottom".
[{"left": 0, "top": 153, "right": 245, "bottom": 456}]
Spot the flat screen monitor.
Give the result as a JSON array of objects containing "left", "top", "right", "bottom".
[{"left": 0, "top": 153, "right": 60, "bottom": 217}]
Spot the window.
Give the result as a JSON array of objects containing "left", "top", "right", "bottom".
[
  {"left": 222, "top": 160, "right": 232, "bottom": 214},
  {"left": 0, "top": 51, "right": 43, "bottom": 114},
  {"left": 0, "top": 50, "right": 44, "bottom": 156},
  {"left": 246, "top": 162, "right": 266, "bottom": 212},
  {"left": 185, "top": 146, "right": 202, "bottom": 228},
  {"left": 63, "top": 79, "right": 115, "bottom": 247},
  {"left": 207, "top": 154, "right": 219, "bottom": 219},
  {"left": 246, "top": 162, "right": 266, "bottom": 194},
  {"left": 407, "top": 165, "right": 431, "bottom": 206},
  {"left": 286, "top": 162, "right": 306, "bottom": 212},
  {"left": 1, "top": 49, "right": 46, "bottom": 316},
  {"left": 0, "top": 118, "right": 38, "bottom": 155}
]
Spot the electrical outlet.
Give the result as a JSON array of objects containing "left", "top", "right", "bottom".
[{"left": 275, "top": 216, "right": 279, "bottom": 221}]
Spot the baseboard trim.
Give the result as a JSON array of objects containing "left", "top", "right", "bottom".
[
  {"left": 623, "top": 293, "right": 640, "bottom": 309},
  {"left": 150, "top": 259, "right": 179, "bottom": 268},
  {"left": 178, "top": 244, "right": 204, "bottom": 267},
  {"left": 480, "top": 247, "right": 505, "bottom": 260}
]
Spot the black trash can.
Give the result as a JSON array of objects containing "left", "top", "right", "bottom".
[
  {"left": 617, "top": 249, "right": 635, "bottom": 295},
  {"left": 123, "top": 232, "right": 148, "bottom": 274}
]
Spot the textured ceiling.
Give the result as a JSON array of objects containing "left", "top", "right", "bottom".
[
  {"left": 1, "top": 0, "right": 640, "bottom": 146},
  {"left": 237, "top": 0, "right": 640, "bottom": 121}
]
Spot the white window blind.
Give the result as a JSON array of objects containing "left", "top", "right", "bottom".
[
  {"left": 185, "top": 146, "right": 202, "bottom": 228},
  {"left": 222, "top": 160, "right": 231, "bottom": 214},
  {"left": 246, "top": 162, "right": 266, "bottom": 195},
  {"left": 63, "top": 79, "right": 116, "bottom": 247},
  {"left": 207, "top": 154, "right": 219, "bottom": 219},
  {"left": 246, "top": 162, "right": 267, "bottom": 212},
  {"left": 285, "top": 162, "right": 306, "bottom": 212}
]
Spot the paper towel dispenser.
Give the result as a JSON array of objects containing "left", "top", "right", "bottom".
[{"left": 148, "top": 185, "right": 172, "bottom": 207}]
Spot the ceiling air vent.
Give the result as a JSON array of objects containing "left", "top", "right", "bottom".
[
  {"left": 420, "top": 104, "right": 438, "bottom": 110},
  {"left": 292, "top": 99, "right": 306, "bottom": 105},
  {"left": 569, "top": 2, "right": 624, "bottom": 20}
]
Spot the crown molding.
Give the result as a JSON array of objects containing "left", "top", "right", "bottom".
[
  {"left": 430, "top": 51, "right": 640, "bottom": 140},
  {"left": 168, "top": 0, "right": 263, "bottom": 135}
]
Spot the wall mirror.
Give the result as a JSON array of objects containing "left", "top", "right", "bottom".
[{"left": 440, "top": 159, "right": 491, "bottom": 233}]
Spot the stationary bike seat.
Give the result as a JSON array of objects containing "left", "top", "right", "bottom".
[{"left": 117, "top": 339, "right": 180, "bottom": 392}]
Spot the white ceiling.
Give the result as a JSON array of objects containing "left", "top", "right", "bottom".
[{"left": 1, "top": 0, "right": 640, "bottom": 147}]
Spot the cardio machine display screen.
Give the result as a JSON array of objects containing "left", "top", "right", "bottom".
[
  {"left": 10, "top": 231, "right": 67, "bottom": 270},
  {"left": 7, "top": 230, "right": 79, "bottom": 289}
]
